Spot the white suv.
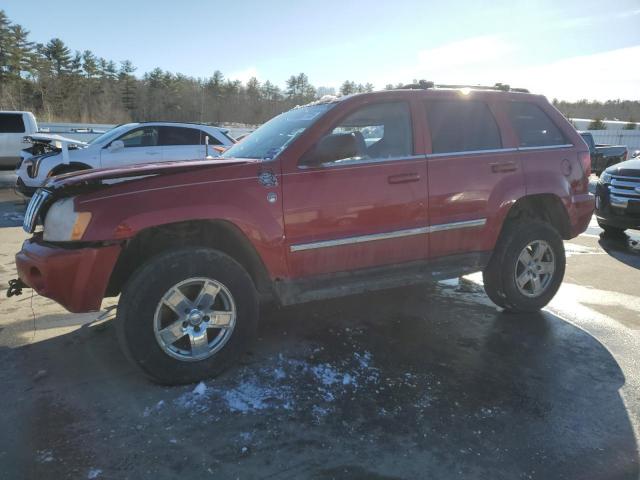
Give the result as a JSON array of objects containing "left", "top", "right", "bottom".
[{"left": 16, "top": 122, "right": 235, "bottom": 196}]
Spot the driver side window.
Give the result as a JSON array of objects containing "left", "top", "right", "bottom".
[
  {"left": 118, "top": 127, "right": 159, "bottom": 148},
  {"left": 328, "top": 101, "right": 413, "bottom": 163}
]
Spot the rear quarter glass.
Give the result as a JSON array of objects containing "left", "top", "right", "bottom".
[{"left": 0, "top": 113, "right": 26, "bottom": 133}]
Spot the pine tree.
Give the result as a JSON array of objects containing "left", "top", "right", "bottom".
[
  {"left": 119, "top": 60, "right": 137, "bottom": 116},
  {"left": 44, "top": 38, "right": 71, "bottom": 75}
]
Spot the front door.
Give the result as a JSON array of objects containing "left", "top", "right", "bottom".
[{"left": 282, "top": 100, "right": 429, "bottom": 278}]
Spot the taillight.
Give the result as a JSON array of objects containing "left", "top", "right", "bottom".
[{"left": 578, "top": 151, "right": 591, "bottom": 177}]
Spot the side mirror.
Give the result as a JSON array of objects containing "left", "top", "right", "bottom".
[
  {"left": 632, "top": 150, "right": 640, "bottom": 159},
  {"left": 305, "top": 133, "right": 360, "bottom": 166},
  {"left": 108, "top": 140, "right": 124, "bottom": 152}
]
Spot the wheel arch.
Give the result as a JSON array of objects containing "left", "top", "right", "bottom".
[
  {"left": 501, "top": 194, "right": 572, "bottom": 240},
  {"left": 48, "top": 161, "right": 93, "bottom": 177},
  {"left": 106, "top": 219, "right": 273, "bottom": 299}
]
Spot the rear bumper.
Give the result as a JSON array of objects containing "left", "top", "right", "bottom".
[
  {"left": 15, "top": 237, "right": 121, "bottom": 313},
  {"left": 568, "top": 193, "right": 595, "bottom": 238}
]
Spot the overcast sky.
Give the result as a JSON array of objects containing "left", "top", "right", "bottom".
[{"left": 3, "top": 0, "right": 639, "bottom": 101}]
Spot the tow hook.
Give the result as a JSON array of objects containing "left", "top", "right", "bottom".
[{"left": 7, "top": 279, "right": 28, "bottom": 297}]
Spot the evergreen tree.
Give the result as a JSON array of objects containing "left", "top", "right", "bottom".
[{"left": 44, "top": 38, "right": 71, "bottom": 75}]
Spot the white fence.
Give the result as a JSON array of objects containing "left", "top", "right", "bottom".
[
  {"left": 39, "top": 122, "right": 115, "bottom": 142},
  {"left": 585, "top": 130, "right": 640, "bottom": 152}
]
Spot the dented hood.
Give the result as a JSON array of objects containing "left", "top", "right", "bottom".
[
  {"left": 24, "top": 133, "right": 89, "bottom": 148},
  {"left": 43, "top": 158, "right": 258, "bottom": 195}
]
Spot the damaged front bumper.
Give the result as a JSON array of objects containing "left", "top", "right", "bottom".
[{"left": 14, "top": 235, "right": 121, "bottom": 313}]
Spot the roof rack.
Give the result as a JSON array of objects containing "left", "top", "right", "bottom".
[{"left": 398, "top": 80, "right": 529, "bottom": 93}]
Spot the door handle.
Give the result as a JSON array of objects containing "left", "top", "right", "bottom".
[
  {"left": 490, "top": 161, "right": 517, "bottom": 173},
  {"left": 387, "top": 173, "right": 420, "bottom": 184},
  {"left": 146, "top": 151, "right": 160, "bottom": 155}
]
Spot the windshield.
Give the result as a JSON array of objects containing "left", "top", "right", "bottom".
[
  {"left": 87, "top": 123, "right": 137, "bottom": 145},
  {"left": 221, "top": 103, "right": 335, "bottom": 160}
]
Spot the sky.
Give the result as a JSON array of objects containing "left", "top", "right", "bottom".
[{"left": 3, "top": 0, "right": 640, "bottom": 101}]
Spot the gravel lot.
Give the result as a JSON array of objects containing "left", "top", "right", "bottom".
[{"left": 1, "top": 188, "right": 639, "bottom": 480}]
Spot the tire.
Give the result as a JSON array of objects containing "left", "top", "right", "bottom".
[
  {"left": 115, "top": 248, "right": 258, "bottom": 385},
  {"left": 482, "top": 220, "right": 565, "bottom": 313},
  {"left": 597, "top": 221, "right": 626, "bottom": 236}
]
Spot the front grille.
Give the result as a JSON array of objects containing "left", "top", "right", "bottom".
[
  {"left": 23, "top": 189, "right": 51, "bottom": 233},
  {"left": 608, "top": 175, "right": 640, "bottom": 202}
]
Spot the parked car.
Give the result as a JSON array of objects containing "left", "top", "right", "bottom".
[
  {"left": 11, "top": 86, "right": 593, "bottom": 384},
  {"left": 0, "top": 111, "right": 38, "bottom": 167},
  {"left": 15, "top": 122, "right": 235, "bottom": 196},
  {"left": 595, "top": 157, "right": 640, "bottom": 234},
  {"left": 579, "top": 131, "right": 627, "bottom": 176}
]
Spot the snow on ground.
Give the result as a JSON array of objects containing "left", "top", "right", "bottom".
[
  {"left": 87, "top": 468, "right": 103, "bottom": 479},
  {"left": 36, "top": 449, "right": 54, "bottom": 463},
  {"left": 167, "top": 349, "right": 383, "bottom": 419},
  {"left": 564, "top": 242, "right": 603, "bottom": 257}
]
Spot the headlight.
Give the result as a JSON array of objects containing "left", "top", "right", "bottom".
[
  {"left": 43, "top": 197, "right": 92, "bottom": 241},
  {"left": 599, "top": 171, "right": 612, "bottom": 184}
]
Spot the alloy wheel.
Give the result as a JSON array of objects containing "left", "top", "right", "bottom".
[{"left": 153, "top": 277, "right": 236, "bottom": 361}]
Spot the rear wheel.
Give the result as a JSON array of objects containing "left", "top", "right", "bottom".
[
  {"left": 483, "top": 221, "right": 565, "bottom": 313},
  {"left": 116, "top": 248, "right": 258, "bottom": 385}
]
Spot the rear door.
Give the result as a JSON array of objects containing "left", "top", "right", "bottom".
[
  {"left": 424, "top": 97, "right": 524, "bottom": 259},
  {"left": 282, "top": 100, "right": 429, "bottom": 277},
  {"left": 0, "top": 113, "right": 26, "bottom": 167},
  {"left": 160, "top": 126, "right": 205, "bottom": 161},
  {"left": 101, "top": 126, "right": 162, "bottom": 167}
]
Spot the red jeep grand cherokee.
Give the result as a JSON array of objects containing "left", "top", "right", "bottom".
[{"left": 13, "top": 86, "right": 593, "bottom": 384}]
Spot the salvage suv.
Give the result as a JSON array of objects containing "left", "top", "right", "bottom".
[{"left": 11, "top": 85, "right": 593, "bottom": 384}]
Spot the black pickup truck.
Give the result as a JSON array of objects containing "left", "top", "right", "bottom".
[{"left": 580, "top": 132, "right": 628, "bottom": 176}]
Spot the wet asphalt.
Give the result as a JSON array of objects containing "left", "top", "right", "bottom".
[{"left": 0, "top": 190, "right": 639, "bottom": 479}]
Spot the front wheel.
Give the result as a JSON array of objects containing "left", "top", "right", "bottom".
[
  {"left": 116, "top": 248, "right": 258, "bottom": 385},
  {"left": 597, "top": 221, "right": 626, "bottom": 236},
  {"left": 483, "top": 221, "right": 565, "bottom": 313}
]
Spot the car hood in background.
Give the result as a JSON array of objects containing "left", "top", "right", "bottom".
[
  {"left": 42, "top": 157, "right": 260, "bottom": 195},
  {"left": 607, "top": 158, "right": 640, "bottom": 177}
]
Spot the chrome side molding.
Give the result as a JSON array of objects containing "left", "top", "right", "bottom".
[{"left": 290, "top": 218, "right": 487, "bottom": 252}]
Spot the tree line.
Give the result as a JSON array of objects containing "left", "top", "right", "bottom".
[
  {"left": 1, "top": 10, "right": 638, "bottom": 127},
  {"left": 553, "top": 99, "right": 639, "bottom": 130}
]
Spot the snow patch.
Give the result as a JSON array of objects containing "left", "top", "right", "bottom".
[
  {"left": 87, "top": 468, "right": 102, "bottom": 479},
  {"left": 36, "top": 450, "right": 54, "bottom": 463},
  {"left": 193, "top": 381, "right": 207, "bottom": 395},
  {"left": 564, "top": 242, "right": 601, "bottom": 257},
  {"left": 143, "top": 399, "right": 165, "bottom": 417},
  {"left": 222, "top": 380, "right": 287, "bottom": 413},
  {"left": 168, "top": 351, "right": 381, "bottom": 416}
]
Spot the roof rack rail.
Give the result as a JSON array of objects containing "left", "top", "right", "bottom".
[{"left": 398, "top": 81, "right": 529, "bottom": 93}]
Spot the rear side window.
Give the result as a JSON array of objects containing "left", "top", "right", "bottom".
[
  {"left": 0, "top": 113, "right": 26, "bottom": 133},
  {"left": 508, "top": 102, "right": 567, "bottom": 147},
  {"left": 201, "top": 130, "right": 222, "bottom": 145},
  {"left": 425, "top": 100, "right": 502, "bottom": 154},
  {"left": 160, "top": 126, "right": 202, "bottom": 146}
]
